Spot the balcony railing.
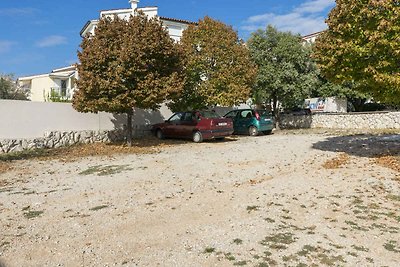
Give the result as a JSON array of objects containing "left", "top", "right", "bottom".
[{"left": 46, "top": 87, "right": 74, "bottom": 102}]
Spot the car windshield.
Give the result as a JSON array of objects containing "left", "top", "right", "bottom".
[{"left": 200, "top": 111, "right": 220, "bottom": 118}]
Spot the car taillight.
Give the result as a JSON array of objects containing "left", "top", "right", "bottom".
[{"left": 255, "top": 112, "right": 261, "bottom": 121}]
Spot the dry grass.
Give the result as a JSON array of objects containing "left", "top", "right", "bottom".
[
  {"left": 0, "top": 138, "right": 185, "bottom": 163},
  {"left": 375, "top": 156, "right": 400, "bottom": 173},
  {"left": 0, "top": 162, "right": 13, "bottom": 173},
  {"left": 323, "top": 154, "right": 350, "bottom": 169}
]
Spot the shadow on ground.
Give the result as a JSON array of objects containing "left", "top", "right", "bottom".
[{"left": 312, "top": 134, "right": 400, "bottom": 158}]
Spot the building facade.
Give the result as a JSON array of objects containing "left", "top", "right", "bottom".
[{"left": 18, "top": 65, "right": 78, "bottom": 102}]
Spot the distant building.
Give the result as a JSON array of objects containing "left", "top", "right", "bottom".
[
  {"left": 80, "top": 0, "right": 196, "bottom": 42},
  {"left": 301, "top": 31, "right": 324, "bottom": 44},
  {"left": 18, "top": 65, "right": 78, "bottom": 102}
]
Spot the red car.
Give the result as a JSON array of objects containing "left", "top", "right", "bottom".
[{"left": 152, "top": 111, "right": 234, "bottom": 143}]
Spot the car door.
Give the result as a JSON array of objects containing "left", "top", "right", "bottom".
[
  {"left": 163, "top": 113, "right": 183, "bottom": 137},
  {"left": 236, "top": 110, "right": 253, "bottom": 134},
  {"left": 179, "top": 112, "right": 197, "bottom": 138}
]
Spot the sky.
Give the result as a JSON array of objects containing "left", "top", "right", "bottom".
[{"left": 0, "top": 0, "right": 335, "bottom": 78}]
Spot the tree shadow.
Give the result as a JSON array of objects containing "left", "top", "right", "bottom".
[{"left": 312, "top": 134, "right": 400, "bottom": 158}]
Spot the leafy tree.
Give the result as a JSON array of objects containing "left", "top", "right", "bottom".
[
  {"left": 0, "top": 74, "right": 29, "bottom": 100},
  {"left": 313, "top": 0, "right": 400, "bottom": 104},
  {"left": 73, "top": 13, "right": 183, "bottom": 146},
  {"left": 248, "top": 26, "right": 317, "bottom": 124},
  {"left": 169, "top": 16, "right": 257, "bottom": 111}
]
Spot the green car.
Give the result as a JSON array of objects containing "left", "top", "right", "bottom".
[{"left": 223, "top": 109, "right": 274, "bottom": 136}]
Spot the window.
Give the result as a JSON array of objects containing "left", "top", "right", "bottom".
[
  {"left": 60, "top": 80, "right": 67, "bottom": 97},
  {"left": 168, "top": 113, "right": 183, "bottom": 122}
]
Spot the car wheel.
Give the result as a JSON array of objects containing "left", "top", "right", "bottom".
[
  {"left": 156, "top": 129, "right": 164, "bottom": 140},
  {"left": 193, "top": 131, "right": 203, "bottom": 143},
  {"left": 248, "top": 126, "right": 259, "bottom": 136},
  {"left": 262, "top": 130, "right": 272, "bottom": 135}
]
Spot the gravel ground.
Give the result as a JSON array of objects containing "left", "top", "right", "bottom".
[{"left": 0, "top": 132, "right": 399, "bottom": 267}]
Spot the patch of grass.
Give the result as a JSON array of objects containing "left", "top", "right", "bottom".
[
  {"left": 297, "top": 245, "right": 318, "bottom": 256},
  {"left": 233, "top": 238, "right": 243, "bottom": 245},
  {"left": 344, "top": 220, "right": 369, "bottom": 231},
  {"left": 233, "top": 260, "right": 247, "bottom": 266},
  {"left": 89, "top": 205, "right": 109, "bottom": 211},
  {"left": 383, "top": 240, "right": 400, "bottom": 253},
  {"left": 204, "top": 247, "right": 215, "bottom": 253},
  {"left": 351, "top": 245, "right": 369, "bottom": 252},
  {"left": 387, "top": 194, "right": 400, "bottom": 202},
  {"left": 365, "top": 257, "right": 374, "bottom": 263},
  {"left": 23, "top": 210, "right": 44, "bottom": 219},
  {"left": 224, "top": 252, "right": 235, "bottom": 261},
  {"left": 282, "top": 254, "right": 298, "bottom": 262},
  {"left": 317, "top": 253, "right": 346, "bottom": 266},
  {"left": 260, "top": 232, "right": 297, "bottom": 250},
  {"left": 347, "top": 251, "right": 358, "bottom": 257},
  {"left": 79, "top": 165, "right": 132, "bottom": 176}
]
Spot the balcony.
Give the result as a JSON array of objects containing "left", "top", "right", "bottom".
[{"left": 47, "top": 87, "right": 74, "bottom": 102}]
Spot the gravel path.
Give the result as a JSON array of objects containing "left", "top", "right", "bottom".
[{"left": 0, "top": 133, "right": 399, "bottom": 266}]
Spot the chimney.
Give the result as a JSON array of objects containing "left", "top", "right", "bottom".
[{"left": 129, "top": 0, "right": 139, "bottom": 10}]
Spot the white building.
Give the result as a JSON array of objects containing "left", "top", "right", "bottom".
[
  {"left": 18, "top": 65, "right": 78, "bottom": 102},
  {"left": 301, "top": 31, "right": 323, "bottom": 44},
  {"left": 80, "top": 0, "right": 196, "bottom": 42}
]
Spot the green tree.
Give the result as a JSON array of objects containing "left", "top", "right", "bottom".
[
  {"left": 73, "top": 13, "right": 183, "bottom": 146},
  {"left": 0, "top": 74, "right": 29, "bottom": 100},
  {"left": 313, "top": 0, "right": 400, "bottom": 104},
  {"left": 169, "top": 16, "right": 257, "bottom": 111},
  {"left": 248, "top": 26, "right": 317, "bottom": 124}
]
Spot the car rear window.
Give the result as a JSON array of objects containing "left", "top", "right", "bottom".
[
  {"left": 200, "top": 111, "right": 221, "bottom": 118},
  {"left": 257, "top": 110, "right": 272, "bottom": 116}
]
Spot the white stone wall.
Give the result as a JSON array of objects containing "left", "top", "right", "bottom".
[{"left": 280, "top": 112, "right": 400, "bottom": 129}]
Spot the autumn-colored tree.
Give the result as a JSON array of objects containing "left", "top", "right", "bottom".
[
  {"left": 248, "top": 26, "right": 317, "bottom": 125},
  {"left": 169, "top": 16, "right": 257, "bottom": 111},
  {"left": 73, "top": 13, "right": 183, "bottom": 145},
  {"left": 313, "top": 0, "right": 400, "bottom": 104}
]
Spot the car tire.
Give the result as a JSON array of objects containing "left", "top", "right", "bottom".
[
  {"left": 193, "top": 131, "right": 203, "bottom": 143},
  {"left": 262, "top": 130, "right": 272, "bottom": 135},
  {"left": 156, "top": 129, "right": 164, "bottom": 140},
  {"left": 248, "top": 126, "right": 259, "bottom": 136}
]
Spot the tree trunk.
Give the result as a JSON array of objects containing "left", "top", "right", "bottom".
[
  {"left": 126, "top": 110, "right": 133, "bottom": 147},
  {"left": 272, "top": 95, "right": 280, "bottom": 129}
]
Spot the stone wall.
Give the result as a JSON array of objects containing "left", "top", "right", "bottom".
[
  {"left": 280, "top": 111, "right": 400, "bottom": 129},
  {"left": 0, "top": 126, "right": 152, "bottom": 154}
]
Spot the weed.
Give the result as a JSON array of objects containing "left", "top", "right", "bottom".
[
  {"left": 246, "top": 205, "right": 259, "bottom": 213},
  {"left": 233, "top": 260, "right": 247, "bottom": 266},
  {"left": 282, "top": 254, "right": 298, "bottom": 262},
  {"left": 387, "top": 194, "right": 400, "bottom": 202},
  {"left": 89, "top": 205, "right": 108, "bottom": 211},
  {"left": 264, "top": 217, "right": 275, "bottom": 223},
  {"left": 383, "top": 240, "right": 400, "bottom": 253},
  {"left": 351, "top": 245, "right": 369, "bottom": 252},
  {"left": 317, "top": 253, "right": 346, "bottom": 266},
  {"left": 204, "top": 247, "right": 215, "bottom": 253},
  {"left": 24, "top": 210, "right": 44, "bottom": 219},
  {"left": 366, "top": 257, "right": 374, "bottom": 263},
  {"left": 297, "top": 245, "right": 318, "bottom": 256},
  {"left": 224, "top": 252, "right": 235, "bottom": 261},
  {"left": 347, "top": 251, "right": 358, "bottom": 257},
  {"left": 233, "top": 238, "right": 243, "bottom": 245}
]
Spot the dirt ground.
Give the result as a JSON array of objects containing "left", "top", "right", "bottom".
[{"left": 0, "top": 131, "right": 399, "bottom": 267}]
